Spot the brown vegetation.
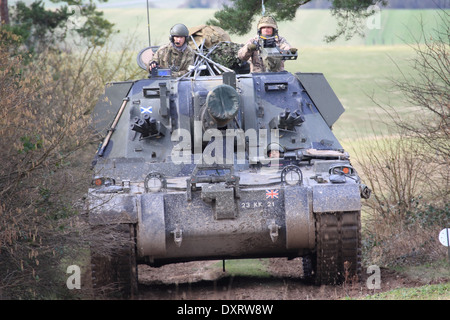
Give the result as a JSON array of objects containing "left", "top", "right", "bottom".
[
  {"left": 0, "top": 29, "right": 140, "bottom": 299},
  {"left": 355, "top": 11, "right": 449, "bottom": 268}
]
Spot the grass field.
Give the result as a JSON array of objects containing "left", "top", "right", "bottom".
[
  {"left": 289, "top": 45, "right": 416, "bottom": 142},
  {"left": 101, "top": 8, "right": 448, "bottom": 48},
  {"left": 11, "top": 2, "right": 448, "bottom": 46}
]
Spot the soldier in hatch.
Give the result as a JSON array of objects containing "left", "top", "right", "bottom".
[
  {"left": 148, "top": 23, "right": 195, "bottom": 78},
  {"left": 238, "top": 16, "right": 297, "bottom": 73},
  {"left": 267, "top": 143, "right": 285, "bottom": 159}
]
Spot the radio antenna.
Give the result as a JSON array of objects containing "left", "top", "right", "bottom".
[{"left": 146, "top": 0, "right": 151, "bottom": 46}]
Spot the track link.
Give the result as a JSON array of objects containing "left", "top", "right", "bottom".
[{"left": 314, "top": 211, "right": 361, "bottom": 285}]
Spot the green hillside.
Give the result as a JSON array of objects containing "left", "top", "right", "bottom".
[
  {"left": 101, "top": 8, "right": 448, "bottom": 49},
  {"left": 8, "top": 2, "right": 448, "bottom": 47},
  {"left": 9, "top": 0, "right": 186, "bottom": 8}
]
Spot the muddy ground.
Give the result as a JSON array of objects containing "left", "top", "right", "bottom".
[{"left": 136, "top": 258, "right": 429, "bottom": 300}]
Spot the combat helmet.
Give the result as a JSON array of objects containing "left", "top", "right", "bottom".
[
  {"left": 169, "top": 23, "right": 189, "bottom": 42},
  {"left": 257, "top": 16, "right": 278, "bottom": 35},
  {"left": 266, "top": 142, "right": 285, "bottom": 158}
]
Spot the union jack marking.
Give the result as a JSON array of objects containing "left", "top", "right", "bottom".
[{"left": 266, "top": 189, "right": 279, "bottom": 199}]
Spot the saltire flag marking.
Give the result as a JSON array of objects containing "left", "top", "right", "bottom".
[{"left": 140, "top": 106, "right": 153, "bottom": 114}]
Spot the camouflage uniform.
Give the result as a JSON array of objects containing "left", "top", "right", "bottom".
[
  {"left": 238, "top": 35, "right": 291, "bottom": 73},
  {"left": 151, "top": 43, "right": 195, "bottom": 78},
  {"left": 238, "top": 16, "right": 292, "bottom": 73}
]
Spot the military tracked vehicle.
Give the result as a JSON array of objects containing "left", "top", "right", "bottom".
[{"left": 87, "top": 37, "right": 370, "bottom": 297}]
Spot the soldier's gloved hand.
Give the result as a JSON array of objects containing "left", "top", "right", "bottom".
[
  {"left": 290, "top": 48, "right": 298, "bottom": 54},
  {"left": 248, "top": 43, "right": 257, "bottom": 52},
  {"left": 148, "top": 61, "right": 158, "bottom": 71}
]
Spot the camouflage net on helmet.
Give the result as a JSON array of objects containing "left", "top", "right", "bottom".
[{"left": 208, "top": 42, "right": 245, "bottom": 70}]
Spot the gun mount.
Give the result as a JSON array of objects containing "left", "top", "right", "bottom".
[{"left": 257, "top": 36, "right": 298, "bottom": 72}]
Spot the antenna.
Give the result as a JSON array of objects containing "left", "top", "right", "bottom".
[
  {"left": 146, "top": 0, "right": 151, "bottom": 46},
  {"left": 261, "top": 0, "right": 266, "bottom": 16}
]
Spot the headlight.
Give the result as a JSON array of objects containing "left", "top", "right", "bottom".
[
  {"left": 328, "top": 164, "right": 358, "bottom": 184},
  {"left": 91, "top": 176, "right": 123, "bottom": 193},
  {"left": 92, "top": 176, "right": 115, "bottom": 187},
  {"left": 328, "top": 164, "right": 355, "bottom": 176}
]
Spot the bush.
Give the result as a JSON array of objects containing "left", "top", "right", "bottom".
[
  {"left": 0, "top": 28, "right": 140, "bottom": 299},
  {"left": 355, "top": 133, "right": 448, "bottom": 267},
  {"left": 355, "top": 10, "right": 449, "bottom": 268}
]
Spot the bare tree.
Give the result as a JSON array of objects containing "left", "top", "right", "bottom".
[
  {"left": 0, "top": 0, "right": 9, "bottom": 25},
  {"left": 357, "top": 9, "right": 449, "bottom": 266},
  {"left": 386, "top": 10, "right": 449, "bottom": 164}
]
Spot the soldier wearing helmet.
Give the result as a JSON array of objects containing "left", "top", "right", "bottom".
[
  {"left": 148, "top": 23, "right": 195, "bottom": 77},
  {"left": 238, "top": 16, "right": 297, "bottom": 73},
  {"left": 266, "top": 142, "right": 285, "bottom": 159}
]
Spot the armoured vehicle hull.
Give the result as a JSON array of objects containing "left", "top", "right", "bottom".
[{"left": 88, "top": 67, "right": 368, "bottom": 297}]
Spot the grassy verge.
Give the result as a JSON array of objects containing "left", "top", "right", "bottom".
[
  {"left": 361, "top": 260, "right": 450, "bottom": 300},
  {"left": 395, "top": 259, "right": 450, "bottom": 284},
  {"left": 362, "top": 283, "right": 450, "bottom": 300}
]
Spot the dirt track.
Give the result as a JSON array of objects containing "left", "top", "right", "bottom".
[{"left": 136, "top": 258, "right": 425, "bottom": 300}]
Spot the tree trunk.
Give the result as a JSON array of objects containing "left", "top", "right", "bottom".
[{"left": 0, "top": 0, "right": 10, "bottom": 25}]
